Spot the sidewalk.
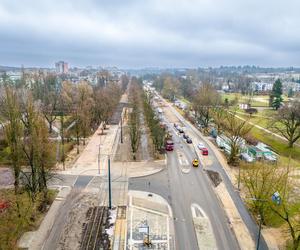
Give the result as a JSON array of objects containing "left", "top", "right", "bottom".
[{"left": 60, "top": 123, "right": 119, "bottom": 176}]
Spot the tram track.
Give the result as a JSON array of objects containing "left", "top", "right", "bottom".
[
  {"left": 80, "top": 179, "right": 110, "bottom": 250},
  {"left": 80, "top": 206, "right": 109, "bottom": 250}
]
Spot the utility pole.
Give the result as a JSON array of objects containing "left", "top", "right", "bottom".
[
  {"left": 98, "top": 132, "right": 101, "bottom": 175},
  {"left": 238, "top": 165, "right": 241, "bottom": 190},
  {"left": 256, "top": 213, "right": 262, "bottom": 250},
  {"left": 120, "top": 111, "right": 123, "bottom": 143},
  {"left": 108, "top": 155, "right": 112, "bottom": 209}
]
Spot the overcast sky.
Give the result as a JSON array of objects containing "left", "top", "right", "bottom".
[{"left": 0, "top": 0, "right": 299, "bottom": 68}]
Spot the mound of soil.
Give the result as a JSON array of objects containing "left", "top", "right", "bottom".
[{"left": 206, "top": 170, "right": 222, "bottom": 187}]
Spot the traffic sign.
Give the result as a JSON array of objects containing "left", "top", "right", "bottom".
[{"left": 272, "top": 191, "right": 281, "bottom": 205}]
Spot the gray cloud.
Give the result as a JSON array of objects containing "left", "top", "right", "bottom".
[{"left": 0, "top": 0, "right": 299, "bottom": 68}]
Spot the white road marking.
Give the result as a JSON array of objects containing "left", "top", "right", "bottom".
[{"left": 190, "top": 203, "right": 218, "bottom": 250}]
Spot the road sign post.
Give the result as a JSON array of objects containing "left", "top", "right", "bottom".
[{"left": 272, "top": 191, "right": 281, "bottom": 205}]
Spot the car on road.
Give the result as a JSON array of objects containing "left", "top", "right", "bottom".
[
  {"left": 197, "top": 142, "right": 205, "bottom": 150},
  {"left": 200, "top": 148, "right": 208, "bottom": 155},
  {"left": 165, "top": 140, "right": 174, "bottom": 151},
  {"left": 192, "top": 159, "right": 199, "bottom": 167},
  {"left": 177, "top": 127, "right": 184, "bottom": 133},
  {"left": 183, "top": 133, "right": 189, "bottom": 139},
  {"left": 186, "top": 137, "right": 192, "bottom": 144}
]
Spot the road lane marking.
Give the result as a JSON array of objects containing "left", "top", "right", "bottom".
[
  {"left": 176, "top": 149, "right": 191, "bottom": 174},
  {"left": 191, "top": 203, "right": 218, "bottom": 250}
]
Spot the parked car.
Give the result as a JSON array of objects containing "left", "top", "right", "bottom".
[
  {"left": 264, "top": 154, "right": 277, "bottom": 162},
  {"left": 186, "top": 138, "right": 192, "bottom": 144},
  {"left": 240, "top": 153, "right": 254, "bottom": 163}
]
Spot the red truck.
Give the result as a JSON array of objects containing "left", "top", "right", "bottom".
[{"left": 165, "top": 140, "right": 174, "bottom": 151}]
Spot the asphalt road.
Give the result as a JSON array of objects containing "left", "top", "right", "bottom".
[
  {"left": 129, "top": 122, "right": 239, "bottom": 250},
  {"left": 165, "top": 101, "right": 268, "bottom": 250}
]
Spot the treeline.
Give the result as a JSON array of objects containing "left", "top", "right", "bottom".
[
  {"left": 148, "top": 72, "right": 255, "bottom": 99},
  {"left": 0, "top": 71, "right": 127, "bottom": 209},
  {"left": 128, "top": 78, "right": 141, "bottom": 160},
  {"left": 143, "top": 93, "right": 165, "bottom": 153},
  {"left": 128, "top": 77, "right": 165, "bottom": 159},
  {"left": 143, "top": 92, "right": 165, "bottom": 152},
  {"left": 0, "top": 86, "right": 55, "bottom": 208}
]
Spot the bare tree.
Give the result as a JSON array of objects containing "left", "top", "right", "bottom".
[
  {"left": 33, "top": 110, "right": 55, "bottom": 209},
  {"left": 19, "top": 91, "right": 40, "bottom": 202},
  {"left": 120, "top": 74, "right": 129, "bottom": 92},
  {"left": 128, "top": 80, "right": 141, "bottom": 160},
  {"left": 0, "top": 85, "right": 23, "bottom": 215},
  {"left": 161, "top": 76, "right": 180, "bottom": 101},
  {"left": 241, "top": 162, "right": 287, "bottom": 224},
  {"left": 92, "top": 82, "right": 122, "bottom": 129},
  {"left": 242, "top": 160, "right": 300, "bottom": 250},
  {"left": 58, "top": 81, "right": 73, "bottom": 168},
  {"left": 219, "top": 109, "right": 252, "bottom": 165},
  {"left": 271, "top": 100, "right": 300, "bottom": 148},
  {"left": 72, "top": 81, "right": 94, "bottom": 152},
  {"left": 193, "top": 83, "right": 221, "bottom": 130},
  {"left": 41, "top": 74, "right": 59, "bottom": 134},
  {"left": 212, "top": 107, "right": 226, "bottom": 135},
  {"left": 270, "top": 184, "right": 300, "bottom": 250}
]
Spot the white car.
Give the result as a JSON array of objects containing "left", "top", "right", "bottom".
[{"left": 197, "top": 142, "right": 206, "bottom": 150}]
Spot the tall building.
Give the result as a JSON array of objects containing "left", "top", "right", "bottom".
[{"left": 55, "top": 61, "right": 69, "bottom": 74}]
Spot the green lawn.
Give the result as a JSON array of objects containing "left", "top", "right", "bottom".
[
  {"left": 221, "top": 93, "right": 288, "bottom": 107},
  {"left": 178, "top": 97, "right": 192, "bottom": 105},
  {"left": 0, "top": 189, "right": 57, "bottom": 250},
  {"left": 250, "top": 126, "right": 300, "bottom": 167},
  {"left": 233, "top": 107, "right": 300, "bottom": 167},
  {"left": 221, "top": 93, "right": 242, "bottom": 102},
  {"left": 238, "top": 109, "right": 286, "bottom": 133}
]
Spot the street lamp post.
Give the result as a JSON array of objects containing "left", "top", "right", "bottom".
[
  {"left": 108, "top": 155, "right": 112, "bottom": 209},
  {"left": 98, "top": 132, "right": 101, "bottom": 175},
  {"left": 120, "top": 112, "right": 123, "bottom": 144},
  {"left": 238, "top": 165, "right": 241, "bottom": 190},
  {"left": 249, "top": 193, "right": 281, "bottom": 250},
  {"left": 256, "top": 213, "right": 262, "bottom": 250}
]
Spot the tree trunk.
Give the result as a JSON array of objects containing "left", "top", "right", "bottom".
[
  {"left": 292, "top": 237, "right": 300, "bottom": 250},
  {"left": 61, "top": 115, "right": 65, "bottom": 169},
  {"left": 76, "top": 124, "right": 80, "bottom": 154},
  {"left": 49, "top": 121, "right": 53, "bottom": 134}
]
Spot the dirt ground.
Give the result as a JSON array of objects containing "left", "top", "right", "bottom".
[
  {"left": 55, "top": 138, "right": 91, "bottom": 170},
  {"left": 43, "top": 189, "right": 100, "bottom": 250},
  {"left": 57, "top": 191, "right": 99, "bottom": 250},
  {"left": 262, "top": 227, "right": 286, "bottom": 250}
]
